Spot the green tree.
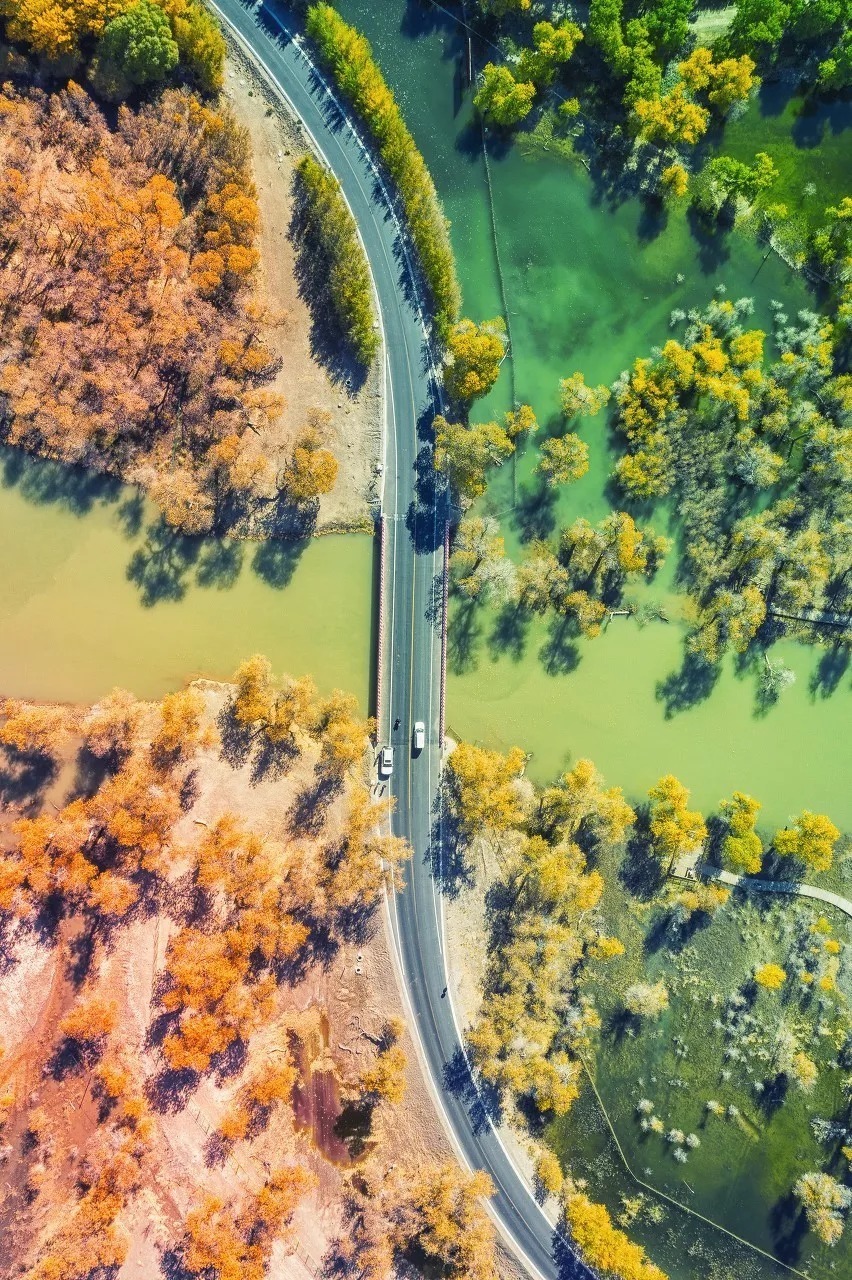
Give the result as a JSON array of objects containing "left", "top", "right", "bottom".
[
  {"left": 788, "top": 0, "right": 844, "bottom": 40},
  {"left": 537, "top": 434, "right": 589, "bottom": 487},
  {"left": 516, "top": 542, "right": 568, "bottom": 613},
  {"left": 813, "top": 196, "right": 852, "bottom": 267},
  {"left": 819, "top": 30, "right": 852, "bottom": 88},
  {"left": 587, "top": 0, "right": 626, "bottom": 66},
  {"left": 642, "top": 0, "right": 693, "bottom": 57},
  {"left": 728, "top": 0, "right": 791, "bottom": 54},
  {"left": 295, "top": 155, "right": 379, "bottom": 365},
  {"left": 474, "top": 64, "right": 536, "bottom": 127},
  {"left": 693, "top": 153, "right": 777, "bottom": 218},
  {"left": 94, "top": 0, "right": 179, "bottom": 96},
  {"left": 517, "top": 20, "right": 583, "bottom": 87},
  {"left": 306, "top": 3, "right": 459, "bottom": 336},
  {"left": 434, "top": 415, "right": 514, "bottom": 503}
]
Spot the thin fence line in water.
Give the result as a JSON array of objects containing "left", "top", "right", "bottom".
[{"left": 577, "top": 1054, "right": 812, "bottom": 1280}]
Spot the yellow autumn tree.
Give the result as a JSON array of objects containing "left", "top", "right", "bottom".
[
  {"left": 564, "top": 1184, "right": 668, "bottom": 1280},
  {"left": 445, "top": 741, "right": 527, "bottom": 837}
]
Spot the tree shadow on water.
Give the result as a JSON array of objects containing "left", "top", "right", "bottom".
[
  {"left": 0, "top": 447, "right": 123, "bottom": 517},
  {"left": 656, "top": 650, "right": 720, "bottom": 718},
  {"left": 809, "top": 643, "right": 850, "bottom": 699},
  {"left": 769, "top": 1192, "right": 807, "bottom": 1266},
  {"left": 114, "top": 491, "right": 146, "bottom": 538},
  {"left": 126, "top": 520, "right": 200, "bottom": 607},
  {"left": 251, "top": 538, "right": 309, "bottom": 589},
  {"left": 195, "top": 538, "right": 244, "bottom": 590},
  {"left": 447, "top": 597, "right": 483, "bottom": 675},
  {"left": 539, "top": 616, "right": 580, "bottom": 677},
  {"left": 488, "top": 602, "right": 530, "bottom": 663},
  {"left": 686, "top": 204, "right": 733, "bottom": 275},
  {"left": 514, "top": 477, "right": 558, "bottom": 545}
]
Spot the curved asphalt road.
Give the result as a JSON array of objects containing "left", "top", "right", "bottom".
[{"left": 208, "top": 5, "right": 588, "bottom": 1276}]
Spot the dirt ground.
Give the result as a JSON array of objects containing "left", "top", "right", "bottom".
[
  {"left": 0, "top": 684, "right": 528, "bottom": 1279},
  {"left": 222, "top": 46, "right": 383, "bottom": 534}
]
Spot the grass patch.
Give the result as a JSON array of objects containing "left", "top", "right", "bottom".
[{"left": 549, "top": 839, "right": 852, "bottom": 1280}]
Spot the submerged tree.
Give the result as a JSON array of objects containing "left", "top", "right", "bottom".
[
  {"left": 450, "top": 517, "right": 516, "bottom": 602},
  {"left": 794, "top": 1171, "right": 852, "bottom": 1246},
  {"left": 443, "top": 317, "right": 508, "bottom": 403}
]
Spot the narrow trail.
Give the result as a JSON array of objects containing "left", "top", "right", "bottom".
[{"left": 671, "top": 861, "right": 852, "bottom": 920}]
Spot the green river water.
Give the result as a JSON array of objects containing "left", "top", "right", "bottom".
[{"left": 335, "top": 0, "right": 852, "bottom": 831}]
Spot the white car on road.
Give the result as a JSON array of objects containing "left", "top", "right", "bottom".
[
  {"left": 412, "top": 722, "right": 425, "bottom": 753},
  {"left": 379, "top": 746, "right": 394, "bottom": 776}
]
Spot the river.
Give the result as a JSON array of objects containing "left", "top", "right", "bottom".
[
  {"left": 1, "top": 0, "right": 849, "bottom": 834},
  {"left": 336, "top": 0, "right": 852, "bottom": 831},
  {"left": 0, "top": 448, "right": 374, "bottom": 707}
]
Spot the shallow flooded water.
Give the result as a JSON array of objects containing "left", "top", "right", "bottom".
[
  {"left": 337, "top": 0, "right": 852, "bottom": 831},
  {"left": 0, "top": 448, "right": 374, "bottom": 707}
]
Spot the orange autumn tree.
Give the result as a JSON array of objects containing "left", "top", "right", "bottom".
[
  {"left": 0, "top": 82, "right": 284, "bottom": 532},
  {"left": 160, "top": 817, "right": 310, "bottom": 1071},
  {"left": 337, "top": 1162, "right": 497, "bottom": 1280},
  {"left": 183, "top": 1167, "right": 315, "bottom": 1280}
]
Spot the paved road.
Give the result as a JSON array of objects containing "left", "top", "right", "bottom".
[{"left": 209, "top": 4, "right": 586, "bottom": 1275}]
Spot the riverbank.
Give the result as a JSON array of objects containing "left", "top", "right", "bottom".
[
  {"left": 221, "top": 43, "right": 382, "bottom": 535},
  {"left": 442, "top": 786, "right": 852, "bottom": 1280}
]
